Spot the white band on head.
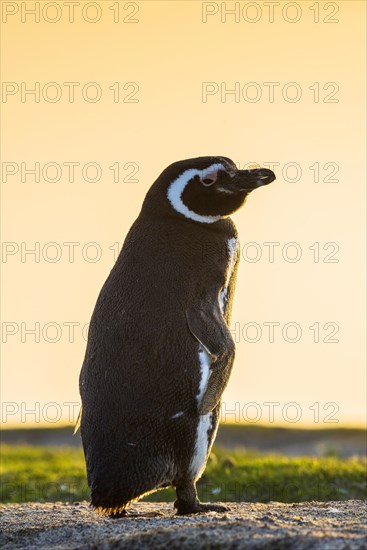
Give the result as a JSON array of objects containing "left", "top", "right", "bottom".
[{"left": 167, "top": 163, "right": 226, "bottom": 224}]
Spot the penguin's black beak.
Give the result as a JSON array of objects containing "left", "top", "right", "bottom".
[{"left": 235, "top": 168, "right": 276, "bottom": 191}]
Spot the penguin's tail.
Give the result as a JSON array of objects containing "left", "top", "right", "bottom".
[
  {"left": 90, "top": 485, "right": 165, "bottom": 518},
  {"left": 90, "top": 484, "right": 138, "bottom": 518},
  {"left": 73, "top": 406, "right": 82, "bottom": 435},
  {"left": 93, "top": 503, "right": 129, "bottom": 518}
]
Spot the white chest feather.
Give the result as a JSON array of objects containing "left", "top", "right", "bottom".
[
  {"left": 219, "top": 237, "right": 238, "bottom": 314},
  {"left": 190, "top": 345, "right": 217, "bottom": 480},
  {"left": 196, "top": 346, "right": 211, "bottom": 404},
  {"left": 190, "top": 412, "right": 213, "bottom": 481}
]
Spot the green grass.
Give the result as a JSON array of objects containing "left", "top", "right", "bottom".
[{"left": 1, "top": 444, "right": 366, "bottom": 504}]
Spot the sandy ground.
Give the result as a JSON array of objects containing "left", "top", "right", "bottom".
[{"left": 1, "top": 500, "right": 366, "bottom": 549}]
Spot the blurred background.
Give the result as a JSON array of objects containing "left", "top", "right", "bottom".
[
  {"left": 1, "top": 1, "right": 366, "bottom": 501},
  {"left": 2, "top": 0, "right": 365, "bottom": 426}
]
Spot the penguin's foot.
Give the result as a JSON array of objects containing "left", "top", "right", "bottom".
[
  {"left": 174, "top": 499, "right": 229, "bottom": 515},
  {"left": 174, "top": 481, "right": 229, "bottom": 515}
]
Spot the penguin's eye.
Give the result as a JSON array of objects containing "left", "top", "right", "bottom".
[
  {"left": 200, "top": 168, "right": 219, "bottom": 187},
  {"left": 201, "top": 177, "right": 216, "bottom": 187}
]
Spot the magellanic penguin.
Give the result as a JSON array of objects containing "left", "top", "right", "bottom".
[{"left": 79, "top": 156, "right": 275, "bottom": 517}]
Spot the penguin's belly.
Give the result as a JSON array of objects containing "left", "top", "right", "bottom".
[{"left": 188, "top": 237, "right": 238, "bottom": 479}]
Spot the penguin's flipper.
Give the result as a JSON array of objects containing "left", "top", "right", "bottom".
[
  {"left": 186, "top": 301, "right": 227, "bottom": 359},
  {"left": 186, "top": 301, "right": 235, "bottom": 415},
  {"left": 199, "top": 353, "right": 235, "bottom": 415}
]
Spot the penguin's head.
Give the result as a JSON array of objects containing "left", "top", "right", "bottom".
[{"left": 145, "top": 156, "right": 275, "bottom": 224}]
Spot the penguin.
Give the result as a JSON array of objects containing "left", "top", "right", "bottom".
[{"left": 79, "top": 156, "right": 275, "bottom": 517}]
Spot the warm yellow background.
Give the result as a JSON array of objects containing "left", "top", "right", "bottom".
[{"left": 1, "top": 1, "right": 366, "bottom": 426}]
